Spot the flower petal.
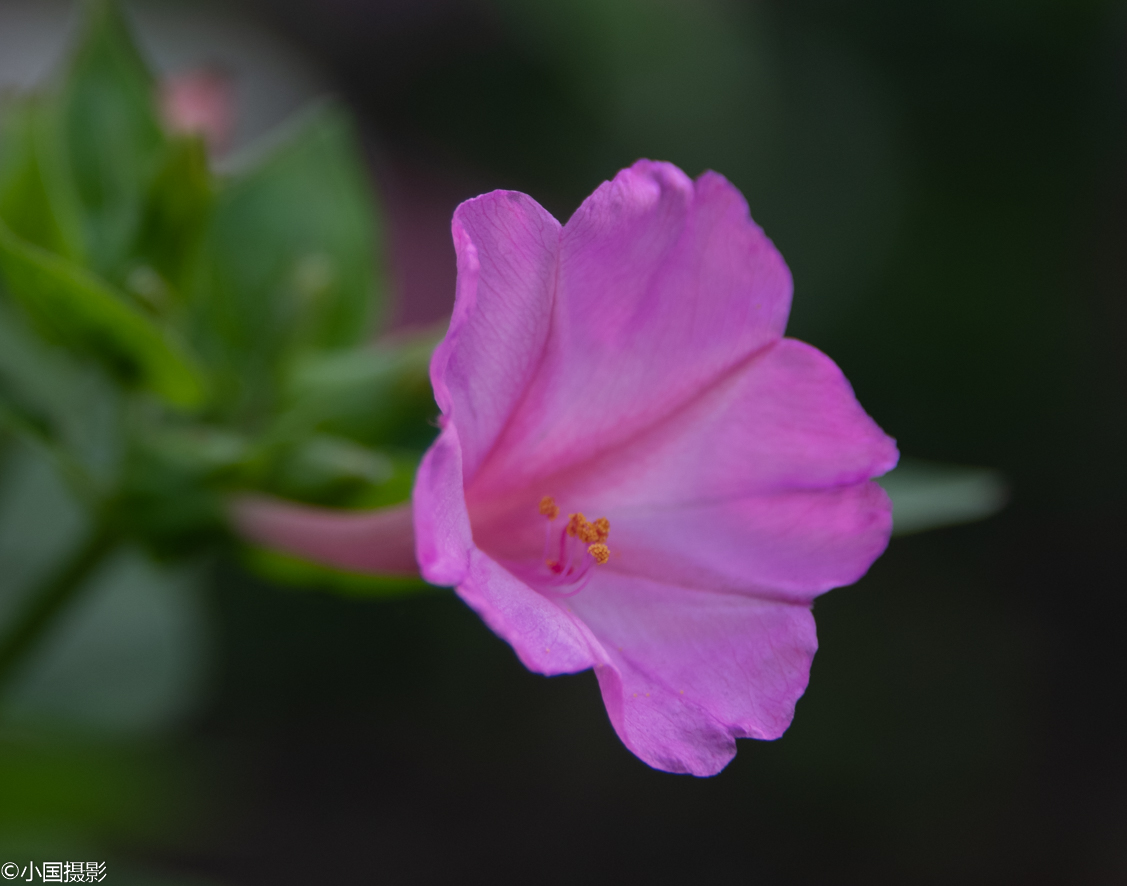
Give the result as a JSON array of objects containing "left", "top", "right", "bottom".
[
  {"left": 570, "top": 571, "right": 817, "bottom": 776},
  {"left": 456, "top": 549, "right": 602, "bottom": 676},
  {"left": 470, "top": 161, "right": 793, "bottom": 498},
  {"left": 413, "top": 424, "right": 475, "bottom": 587},
  {"left": 471, "top": 338, "right": 897, "bottom": 600},
  {"left": 415, "top": 421, "right": 603, "bottom": 673},
  {"left": 582, "top": 338, "right": 899, "bottom": 503},
  {"left": 433, "top": 190, "right": 560, "bottom": 480},
  {"left": 604, "top": 483, "right": 892, "bottom": 600},
  {"left": 230, "top": 495, "right": 418, "bottom": 574}
]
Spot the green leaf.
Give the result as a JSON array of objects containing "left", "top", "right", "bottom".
[
  {"left": 191, "top": 103, "right": 384, "bottom": 415},
  {"left": 0, "top": 98, "right": 85, "bottom": 261},
  {"left": 879, "top": 458, "right": 1009, "bottom": 536},
  {"left": 0, "top": 219, "right": 206, "bottom": 408},
  {"left": 258, "top": 435, "right": 419, "bottom": 510},
  {"left": 60, "top": 0, "right": 166, "bottom": 278},
  {"left": 281, "top": 328, "right": 441, "bottom": 450},
  {"left": 116, "top": 425, "right": 248, "bottom": 556},
  {"left": 0, "top": 298, "right": 121, "bottom": 491},
  {"left": 130, "top": 136, "right": 214, "bottom": 299},
  {"left": 270, "top": 433, "right": 393, "bottom": 497}
]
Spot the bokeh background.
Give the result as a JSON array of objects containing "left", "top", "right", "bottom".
[{"left": 1, "top": 0, "right": 1125, "bottom": 882}]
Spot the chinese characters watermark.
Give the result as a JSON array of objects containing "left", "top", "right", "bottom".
[{"left": 1, "top": 863, "right": 105, "bottom": 882}]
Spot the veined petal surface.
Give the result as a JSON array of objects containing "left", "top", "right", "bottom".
[
  {"left": 468, "top": 162, "right": 793, "bottom": 496},
  {"left": 469, "top": 338, "right": 897, "bottom": 601},
  {"left": 574, "top": 572, "right": 818, "bottom": 776}
]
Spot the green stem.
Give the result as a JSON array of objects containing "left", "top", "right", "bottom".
[{"left": 0, "top": 520, "right": 118, "bottom": 697}]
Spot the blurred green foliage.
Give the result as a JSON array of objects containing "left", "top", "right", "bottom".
[
  {"left": 0, "top": 737, "right": 204, "bottom": 844},
  {"left": 190, "top": 104, "right": 383, "bottom": 422},
  {"left": 0, "top": 217, "right": 205, "bottom": 408},
  {"left": 60, "top": 0, "right": 165, "bottom": 279},
  {"left": 0, "top": 0, "right": 437, "bottom": 569},
  {"left": 0, "top": 0, "right": 438, "bottom": 869}
]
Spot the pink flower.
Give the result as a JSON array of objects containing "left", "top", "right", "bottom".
[{"left": 414, "top": 160, "right": 898, "bottom": 775}]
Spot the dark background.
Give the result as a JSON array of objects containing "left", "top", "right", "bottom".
[
  {"left": 8, "top": 0, "right": 1127, "bottom": 882},
  {"left": 211, "top": 0, "right": 1127, "bottom": 882}
]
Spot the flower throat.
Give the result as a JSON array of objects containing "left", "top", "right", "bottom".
[{"left": 537, "top": 496, "right": 610, "bottom": 597}]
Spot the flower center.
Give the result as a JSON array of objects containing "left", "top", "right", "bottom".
[{"left": 536, "top": 496, "right": 610, "bottom": 598}]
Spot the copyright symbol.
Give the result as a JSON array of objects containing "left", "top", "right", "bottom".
[{"left": 2, "top": 862, "right": 18, "bottom": 879}]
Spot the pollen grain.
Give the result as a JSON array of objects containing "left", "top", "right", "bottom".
[
  {"left": 588, "top": 543, "right": 610, "bottom": 565},
  {"left": 539, "top": 496, "right": 560, "bottom": 520},
  {"left": 577, "top": 520, "right": 600, "bottom": 544}
]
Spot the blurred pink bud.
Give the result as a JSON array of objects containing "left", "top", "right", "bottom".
[
  {"left": 229, "top": 496, "right": 418, "bottom": 576},
  {"left": 160, "top": 67, "right": 235, "bottom": 153}
]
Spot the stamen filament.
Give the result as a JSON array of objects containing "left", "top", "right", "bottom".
[
  {"left": 540, "top": 571, "right": 593, "bottom": 599},
  {"left": 536, "top": 498, "right": 611, "bottom": 596},
  {"left": 542, "top": 518, "right": 556, "bottom": 567}
]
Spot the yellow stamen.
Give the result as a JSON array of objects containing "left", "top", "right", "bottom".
[
  {"left": 588, "top": 543, "right": 610, "bottom": 565},
  {"left": 539, "top": 496, "right": 560, "bottom": 520},
  {"left": 577, "top": 520, "right": 600, "bottom": 544},
  {"left": 564, "top": 512, "right": 609, "bottom": 544}
]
